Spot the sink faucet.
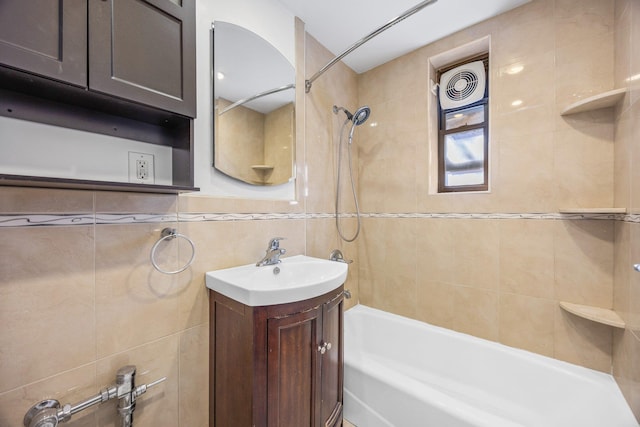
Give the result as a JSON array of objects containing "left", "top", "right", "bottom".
[{"left": 256, "top": 237, "right": 286, "bottom": 266}]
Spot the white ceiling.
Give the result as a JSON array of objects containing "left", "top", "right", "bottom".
[{"left": 276, "top": 0, "right": 531, "bottom": 74}]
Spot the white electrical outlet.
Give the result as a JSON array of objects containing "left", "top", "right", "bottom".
[{"left": 128, "top": 152, "right": 155, "bottom": 184}]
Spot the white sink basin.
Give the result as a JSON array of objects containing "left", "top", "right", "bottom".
[{"left": 205, "top": 255, "right": 348, "bottom": 306}]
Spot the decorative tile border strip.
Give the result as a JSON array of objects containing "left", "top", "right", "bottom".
[
  {"left": 0, "top": 213, "right": 179, "bottom": 227},
  {"left": 178, "top": 212, "right": 308, "bottom": 222},
  {"left": 95, "top": 214, "right": 178, "bottom": 224},
  {"left": 1, "top": 211, "right": 639, "bottom": 228},
  {"left": 0, "top": 214, "right": 95, "bottom": 227},
  {"left": 362, "top": 212, "right": 626, "bottom": 221},
  {"left": 622, "top": 215, "right": 640, "bottom": 223}
]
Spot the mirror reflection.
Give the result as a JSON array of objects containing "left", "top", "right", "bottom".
[{"left": 213, "top": 21, "right": 295, "bottom": 186}]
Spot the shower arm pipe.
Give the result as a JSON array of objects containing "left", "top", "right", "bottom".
[
  {"left": 219, "top": 83, "right": 296, "bottom": 115},
  {"left": 304, "top": 0, "right": 438, "bottom": 93}
]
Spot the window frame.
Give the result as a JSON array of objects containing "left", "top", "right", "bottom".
[{"left": 437, "top": 54, "right": 489, "bottom": 193}]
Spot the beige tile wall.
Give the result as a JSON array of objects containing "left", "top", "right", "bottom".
[
  {"left": 357, "top": 0, "right": 619, "bottom": 376},
  {"left": 215, "top": 98, "right": 266, "bottom": 184},
  {"left": 359, "top": 217, "right": 615, "bottom": 371},
  {"left": 303, "top": 31, "right": 361, "bottom": 299},
  {"left": 0, "top": 187, "right": 326, "bottom": 427},
  {"left": 613, "top": 0, "right": 640, "bottom": 420},
  {"left": 264, "top": 103, "right": 295, "bottom": 185},
  {"left": 0, "top": 189, "right": 214, "bottom": 427}
]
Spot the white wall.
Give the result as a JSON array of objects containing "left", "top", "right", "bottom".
[
  {"left": 0, "top": 116, "right": 173, "bottom": 185},
  {"left": 192, "top": 0, "right": 297, "bottom": 199}
]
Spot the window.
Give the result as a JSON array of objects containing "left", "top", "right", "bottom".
[{"left": 437, "top": 54, "right": 489, "bottom": 193}]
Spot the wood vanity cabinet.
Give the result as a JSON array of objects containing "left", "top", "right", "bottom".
[
  {"left": 210, "top": 287, "right": 344, "bottom": 427},
  {"left": 0, "top": 0, "right": 195, "bottom": 117}
]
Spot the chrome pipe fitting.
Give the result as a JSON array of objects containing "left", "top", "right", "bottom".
[
  {"left": 23, "top": 400, "right": 60, "bottom": 427},
  {"left": 116, "top": 365, "right": 137, "bottom": 427},
  {"left": 23, "top": 366, "right": 166, "bottom": 427}
]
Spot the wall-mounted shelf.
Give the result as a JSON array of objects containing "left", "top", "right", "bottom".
[
  {"left": 559, "top": 301, "right": 625, "bottom": 329},
  {"left": 559, "top": 208, "right": 626, "bottom": 214},
  {"left": 251, "top": 165, "right": 275, "bottom": 171},
  {"left": 560, "top": 88, "right": 627, "bottom": 116},
  {"left": 0, "top": 174, "right": 198, "bottom": 194}
]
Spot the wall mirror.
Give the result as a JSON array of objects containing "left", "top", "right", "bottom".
[{"left": 212, "top": 21, "right": 295, "bottom": 186}]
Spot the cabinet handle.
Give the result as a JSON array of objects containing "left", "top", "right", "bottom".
[{"left": 317, "top": 342, "right": 332, "bottom": 354}]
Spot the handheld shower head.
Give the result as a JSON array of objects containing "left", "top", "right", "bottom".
[
  {"left": 333, "top": 105, "right": 370, "bottom": 126},
  {"left": 333, "top": 105, "right": 372, "bottom": 142},
  {"left": 334, "top": 105, "right": 372, "bottom": 242},
  {"left": 352, "top": 106, "right": 370, "bottom": 125}
]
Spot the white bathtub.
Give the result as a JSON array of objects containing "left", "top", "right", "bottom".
[{"left": 343, "top": 305, "right": 638, "bottom": 427}]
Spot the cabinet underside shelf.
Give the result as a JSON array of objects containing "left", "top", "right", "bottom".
[{"left": 559, "top": 301, "right": 625, "bottom": 329}]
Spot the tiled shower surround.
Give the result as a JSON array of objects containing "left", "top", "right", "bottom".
[{"left": 1, "top": 0, "right": 639, "bottom": 426}]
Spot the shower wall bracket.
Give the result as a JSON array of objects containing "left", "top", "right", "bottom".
[{"left": 23, "top": 365, "right": 166, "bottom": 427}]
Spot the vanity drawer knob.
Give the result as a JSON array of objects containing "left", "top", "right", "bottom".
[{"left": 318, "top": 342, "right": 332, "bottom": 354}]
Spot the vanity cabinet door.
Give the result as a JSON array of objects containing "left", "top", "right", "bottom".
[
  {"left": 88, "top": 0, "right": 196, "bottom": 117},
  {"left": 0, "top": 0, "right": 87, "bottom": 87},
  {"left": 267, "top": 306, "right": 322, "bottom": 427},
  {"left": 211, "top": 287, "right": 344, "bottom": 427},
  {"left": 265, "top": 292, "right": 344, "bottom": 427},
  {"left": 320, "top": 294, "right": 344, "bottom": 427}
]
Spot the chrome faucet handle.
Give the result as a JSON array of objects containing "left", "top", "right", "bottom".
[
  {"left": 268, "top": 237, "right": 286, "bottom": 249},
  {"left": 329, "top": 249, "right": 353, "bottom": 264},
  {"left": 256, "top": 238, "right": 287, "bottom": 266}
]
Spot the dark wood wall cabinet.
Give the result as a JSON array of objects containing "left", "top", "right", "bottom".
[
  {"left": 0, "top": 0, "right": 197, "bottom": 193},
  {"left": 210, "top": 287, "right": 345, "bottom": 427}
]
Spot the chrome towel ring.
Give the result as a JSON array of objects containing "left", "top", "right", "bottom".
[{"left": 150, "top": 227, "right": 195, "bottom": 274}]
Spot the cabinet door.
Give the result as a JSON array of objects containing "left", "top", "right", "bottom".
[
  {"left": 320, "top": 295, "right": 344, "bottom": 427},
  {"left": 0, "top": 0, "right": 87, "bottom": 87},
  {"left": 88, "top": 0, "right": 196, "bottom": 117},
  {"left": 267, "top": 307, "right": 322, "bottom": 427}
]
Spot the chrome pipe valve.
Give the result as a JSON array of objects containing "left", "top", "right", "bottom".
[{"left": 23, "top": 366, "right": 166, "bottom": 427}]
